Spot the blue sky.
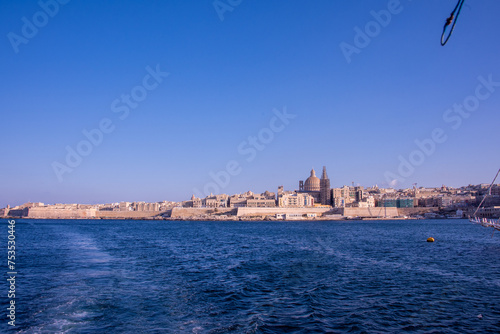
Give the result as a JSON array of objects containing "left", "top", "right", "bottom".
[{"left": 1, "top": 0, "right": 500, "bottom": 207}]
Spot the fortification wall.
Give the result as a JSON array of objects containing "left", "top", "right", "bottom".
[
  {"left": 170, "top": 207, "right": 235, "bottom": 219},
  {"left": 16, "top": 206, "right": 429, "bottom": 220},
  {"left": 236, "top": 207, "right": 332, "bottom": 217},
  {"left": 398, "top": 207, "right": 440, "bottom": 216},
  {"left": 96, "top": 210, "right": 163, "bottom": 219},
  {"left": 26, "top": 207, "right": 97, "bottom": 219},
  {"left": 22, "top": 208, "right": 167, "bottom": 219},
  {"left": 4, "top": 209, "right": 26, "bottom": 217},
  {"left": 343, "top": 207, "right": 399, "bottom": 218}
]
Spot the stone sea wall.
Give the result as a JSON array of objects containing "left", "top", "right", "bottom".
[
  {"left": 95, "top": 210, "right": 164, "bottom": 219},
  {"left": 343, "top": 207, "right": 399, "bottom": 218},
  {"left": 26, "top": 207, "right": 97, "bottom": 219},
  {"left": 2, "top": 205, "right": 446, "bottom": 220},
  {"left": 236, "top": 207, "right": 332, "bottom": 217},
  {"left": 170, "top": 207, "right": 235, "bottom": 219}
]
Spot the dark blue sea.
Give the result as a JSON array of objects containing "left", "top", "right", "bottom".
[{"left": 2, "top": 219, "right": 500, "bottom": 333}]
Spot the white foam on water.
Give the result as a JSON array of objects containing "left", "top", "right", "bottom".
[
  {"left": 192, "top": 326, "right": 204, "bottom": 333},
  {"left": 22, "top": 229, "right": 117, "bottom": 333},
  {"left": 19, "top": 318, "right": 77, "bottom": 334},
  {"left": 64, "top": 232, "right": 114, "bottom": 264},
  {"left": 68, "top": 311, "right": 89, "bottom": 320}
]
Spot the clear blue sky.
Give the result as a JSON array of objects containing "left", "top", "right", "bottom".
[{"left": 1, "top": 0, "right": 500, "bottom": 207}]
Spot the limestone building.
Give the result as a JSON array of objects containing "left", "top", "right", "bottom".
[
  {"left": 298, "top": 166, "right": 332, "bottom": 206},
  {"left": 279, "top": 192, "right": 315, "bottom": 207},
  {"left": 320, "top": 166, "right": 331, "bottom": 205}
]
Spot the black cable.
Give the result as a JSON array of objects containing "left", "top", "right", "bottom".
[{"left": 441, "top": 0, "right": 466, "bottom": 46}]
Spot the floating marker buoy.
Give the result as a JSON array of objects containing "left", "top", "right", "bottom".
[{"left": 427, "top": 237, "right": 435, "bottom": 242}]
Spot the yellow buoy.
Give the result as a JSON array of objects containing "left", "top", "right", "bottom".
[{"left": 427, "top": 237, "right": 435, "bottom": 242}]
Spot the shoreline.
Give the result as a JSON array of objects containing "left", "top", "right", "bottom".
[{"left": 1, "top": 216, "right": 467, "bottom": 222}]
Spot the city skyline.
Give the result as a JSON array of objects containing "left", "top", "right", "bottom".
[
  {"left": 2, "top": 1, "right": 500, "bottom": 208},
  {"left": 4, "top": 165, "right": 497, "bottom": 221},
  {"left": 3, "top": 164, "right": 498, "bottom": 209}
]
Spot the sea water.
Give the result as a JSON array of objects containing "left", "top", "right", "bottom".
[{"left": 3, "top": 219, "right": 500, "bottom": 333}]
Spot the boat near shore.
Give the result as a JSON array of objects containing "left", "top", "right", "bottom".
[
  {"left": 469, "top": 168, "right": 500, "bottom": 232},
  {"left": 470, "top": 216, "right": 500, "bottom": 231}
]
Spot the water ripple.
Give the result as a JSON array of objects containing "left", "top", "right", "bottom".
[{"left": 8, "top": 219, "right": 500, "bottom": 333}]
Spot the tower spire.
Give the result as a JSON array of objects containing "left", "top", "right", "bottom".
[{"left": 319, "top": 165, "right": 331, "bottom": 205}]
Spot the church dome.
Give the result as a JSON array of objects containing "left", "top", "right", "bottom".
[{"left": 304, "top": 169, "right": 320, "bottom": 191}]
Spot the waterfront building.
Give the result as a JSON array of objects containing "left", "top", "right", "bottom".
[
  {"left": 333, "top": 197, "right": 346, "bottom": 208},
  {"left": 477, "top": 195, "right": 500, "bottom": 207},
  {"left": 205, "top": 197, "right": 219, "bottom": 208},
  {"left": 397, "top": 198, "right": 415, "bottom": 208},
  {"left": 366, "top": 196, "right": 375, "bottom": 207},
  {"left": 279, "top": 192, "right": 314, "bottom": 207},
  {"left": 335, "top": 186, "right": 350, "bottom": 201},
  {"left": 133, "top": 202, "right": 160, "bottom": 211},
  {"left": 277, "top": 186, "right": 294, "bottom": 198},
  {"left": 247, "top": 199, "right": 276, "bottom": 207},
  {"left": 377, "top": 198, "right": 414, "bottom": 208},
  {"left": 437, "top": 197, "right": 453, "bottom": 208},
  {"left": 119, "top": 202, "right": 131, "bottom": 211},
  {"left": 229, "top": 197, "right": 247, "bottom": 207},
  {"left": 228, "top": 192, "right": 250, "bottom": 207},
  {"left": 492, "top": 185, "right": 500, "bottom": 196},
  {"left": 203, "top": 194, "right": 229, "bottom": 208},
  {"left": 332, "top": 185, "right": 363, "bottom": 207},
  {"left": 261, "top": 190, "right": 276, "bottom": 199},
  {"left": 378, "top": 199, "right": 397, "bottom": 207},
  {"left": 356, "top": 201, "right": 369, "bottom": 208},
  {"left": 227, "top": 191, "right": 275, "bottom": 208},
  {"left": 475, "top": 206, "right": 500, "bottom": 219},
  {"left": 184, "top": 194, "right": 230, "bottom": 208},
  {"left": 354, "top": 196, "right": 375, "bottom": 208},
  {"left": 190, "top": 195, "right": 203, "bottom": 208},
  {"left": 342, "top": 186, "right": 365, "bottom": 202},
  {"left": 246, "top": 192, "right": 277, "bottom": 207},
  {"left": 284, "top": 213, "right": 303, "bottom": 220}
]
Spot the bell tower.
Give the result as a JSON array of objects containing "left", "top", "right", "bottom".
[{"left": 320, "top": 166, "right": 331, "bottom": 205}]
